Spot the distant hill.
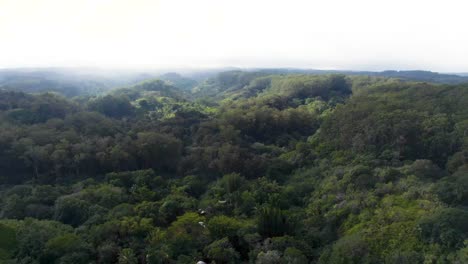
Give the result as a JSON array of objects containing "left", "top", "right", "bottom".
[
  {"left": 2, "top": 68, "right": 468, "bottom": 99},
  {"left": 0, "top": 68, "right": 160, "bottom": 97},
  {"left": 111, "top": 78, "right": 189, "bottom": 101},
  {"left": 192, "top": 71, "right": 268, "bottom": 98},
  {"left": 248, "top": 68, "right": 468, "bottom": 84},
  {"left": 158, "top": 72, "right": 198, "bottom": 90},
  {"left": 368, "top": 70, "right": 468, "bottom": 84},
  {"left": 454, "top": 72, "right": 468, "bottom": 77}
]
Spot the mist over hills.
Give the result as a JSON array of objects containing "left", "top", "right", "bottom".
[{"left": 1, "top": 67, "right": 468, "bottom": 98}]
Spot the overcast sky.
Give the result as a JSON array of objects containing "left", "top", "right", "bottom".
[{"left": 1, "top": 0, "right": 467, "bottom": 72}]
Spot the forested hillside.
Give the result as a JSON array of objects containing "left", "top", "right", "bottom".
[
  {"left": 0, "top": 71, "right": 467, "bottom": 263},
  {"left": 0, "top": 69, "right": 192, "bottom": 97},
  {"left": 2, "top": 68, "right": 467, "bottom": 98}
]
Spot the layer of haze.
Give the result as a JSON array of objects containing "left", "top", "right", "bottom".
[{"left": 1, "top": 0, "right": 467, "bottom": 72}]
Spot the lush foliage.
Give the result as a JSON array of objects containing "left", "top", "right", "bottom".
[{"left": 0, "top": 71, "right": 467, "bottom": 263}]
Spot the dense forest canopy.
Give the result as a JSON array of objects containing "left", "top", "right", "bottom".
[{"left": 0, "top": 70, "right": 467, "bottom": 263}]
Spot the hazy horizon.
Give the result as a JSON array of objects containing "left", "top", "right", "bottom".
[
  {"left": 1, "top": 66, "right": 468, "bottom": 76},
  {"left": 1, "top": 0, "right": 468, "bottom": 72}
]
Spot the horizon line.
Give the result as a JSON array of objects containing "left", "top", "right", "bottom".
[{"left": 0, "top": 65, "right": 467, "bottom": 75}]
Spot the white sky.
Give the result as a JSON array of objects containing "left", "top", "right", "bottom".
[{"left": 1, "top": 0, "right": 467, "bottom": 72}]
